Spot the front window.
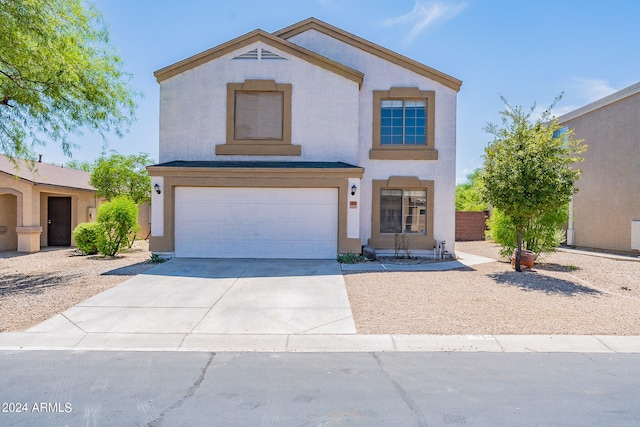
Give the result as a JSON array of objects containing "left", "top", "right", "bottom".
[
  {"left": 380, "top": 100, "right": 426, "bottom": 145},
  {"left": 380, "top": 189, "right": 426, "bottom": 234}
]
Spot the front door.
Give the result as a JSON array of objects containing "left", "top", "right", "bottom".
[{"left": 48, "top": 197, "right": 72, "bottom": 246}]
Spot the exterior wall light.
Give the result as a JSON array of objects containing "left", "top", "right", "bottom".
[
  {"left": 351, "top": 184, "right": 357, "bottom": 196},
  {"left": 154, "top": 183, "right": 161, "bottom": 194}
]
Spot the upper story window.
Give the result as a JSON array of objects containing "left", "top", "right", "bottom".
[
  {"left": 371, "top": 87, "right": 437, "bottom": 160},
  {"left": 217, "top": 80, "right": 301, "bottom": 156},
  {"left": 381, "top": 100, "right": 426, "bottom": 145},
  {"left": 552, "top": 126, "right": 569, "bottom": 139}
]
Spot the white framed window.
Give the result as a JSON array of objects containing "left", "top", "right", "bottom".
[{"left": 380, "top": 100, "right": 427, "bottom": 145}]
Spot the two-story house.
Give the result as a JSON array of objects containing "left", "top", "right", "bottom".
[{"left": 147, "top": 18, "right": 462, "bottom": 259}]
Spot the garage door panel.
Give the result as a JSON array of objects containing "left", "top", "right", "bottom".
[{"left": 175, "top": 187, "right": 338, "bottom": 258}]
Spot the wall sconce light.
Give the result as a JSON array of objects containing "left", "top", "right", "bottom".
[
  {"left": 351, "top": 184, "right": 357, "bottom": 196},
  {"left": 154, "top": 183, "right": 161, "bottom": 194}
]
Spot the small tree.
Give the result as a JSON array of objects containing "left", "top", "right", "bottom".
[
  {"left": 90, "top": 151, "right": 153, "bottom": 205},
  {"left": 456, "top": 168, "right": 488, "bottom": 211},
  {"left": 487, "top": 206, "right": 569, "bottom": 259},
  {"left": 96, "top": 196, "right": 139, "bottom": 257},
  {"left": 480, "top": 96, "right": 586, "bottom": 271}
]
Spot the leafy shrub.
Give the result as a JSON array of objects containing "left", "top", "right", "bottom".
[
  {"left": 73, "top": 222, "right": 101, "bottom": 255},
  {"left": 149, "top": 253, "right": 166, "bottom": 264},
  {"left": 487, "top": 206, "right": 568, "bottom": 259},
  {"left": 336, "top": 252, "right": 369, "bottom": 264},
  {"left": 96, "top": 196, "right": 139, "bottom": 256}
]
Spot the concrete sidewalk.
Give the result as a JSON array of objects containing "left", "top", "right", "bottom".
[
  {"left": 1, "top": 332, "right": 639, "bottom": 353},
  {"left": 2, "top": 254, "right": 640, "bottom": 353}
]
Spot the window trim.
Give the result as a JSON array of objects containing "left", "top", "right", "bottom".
[
  {"left": 370, "top": 87, "right": 437, "bottom": 160},
  {"left": 217, "top": 80, "right": 300, "bottom": 156},
  {"left": 369, "top": 177, "right": 436, "bottom": 249}
]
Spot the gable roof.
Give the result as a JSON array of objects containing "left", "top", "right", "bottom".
[
  {"left": 0, "top": 155, "right": 95, "bottom": 192},
  {"left": 558, "top": 81, "right": 640, "bottom": 123},
  {"left": 154, "top": 29, "right": 364, "bottom": 86},
  {"left": 273, "top": 17, "right": 462, "bottom": 92}
]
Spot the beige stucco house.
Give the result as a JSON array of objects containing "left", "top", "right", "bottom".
[
  {"left": 0, "top": 155, "right": 98, "bottom": 252},
  {"left": 148, "top": 18, "right": 462, "bottom": 259},
  {"left": 0, "top": 155, "right": 152, "bottom": 252},
  {"left": 558, "top": 81, "right": 640, "bottom": 253}
]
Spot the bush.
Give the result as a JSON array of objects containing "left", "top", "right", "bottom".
[
  {"left": 336, "top": 252, "right": 369, "bottom": 264},
  {"left": 487, "top": 206, "right": 568, "bottom": 259},
  {"left": 73, "top": 222, "right": 101, "bottom": 255},
  {"left": 96, "top": 196, "right": 139, "bottom": 256}
]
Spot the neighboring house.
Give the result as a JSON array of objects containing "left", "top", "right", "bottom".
[
  {"left": 0, "top": 155, "right": 152, "bottom": 252},
  {"left": 147, "top": 18, "right": 462, "bottom": 259},
  {"left": 558, "top": 81, "right": 640, "bottom": 253},
  {"left": 0, "top": 155, "right": 97, "bottom": 252}
]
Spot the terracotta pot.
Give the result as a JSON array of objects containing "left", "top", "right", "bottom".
[{"left": 511, "top": 249, "right": 535, "bottom": 269}]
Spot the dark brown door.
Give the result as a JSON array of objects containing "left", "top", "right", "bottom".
[{"left": 48, "top": 197, "right": 72, "bottom": 246}]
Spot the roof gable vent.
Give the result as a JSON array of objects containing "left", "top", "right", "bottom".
[{"left": 233, "top": 47, "right": 287, "bottom": 61}]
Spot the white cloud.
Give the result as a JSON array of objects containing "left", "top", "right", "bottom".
[
  {"left": 541, "top": 79, "right": 618, "bottom": 119},
  {"left": 572, "top": 78, "right": 617, "bottom": 103},
  {"left": 384, "top": 1, "right": 467, "bottom": 45}
]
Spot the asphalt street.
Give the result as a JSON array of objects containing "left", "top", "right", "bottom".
[{"left": 1, "top": 351, "right": 639, "bottom": 426}]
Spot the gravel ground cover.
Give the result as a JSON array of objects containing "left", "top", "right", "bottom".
[
  {"left": 1, "top": 240, "right": 639, "bottom": 335},
  {"left": 345, "top": 241, "right": 640, "bottom": 335}
]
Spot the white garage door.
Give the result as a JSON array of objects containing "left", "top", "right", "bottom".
[{"left": 175, "top": 187, "right": 338, "bottom": 258}]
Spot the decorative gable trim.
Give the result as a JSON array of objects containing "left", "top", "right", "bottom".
[
  {"left": 154, "top": 29, "right": 364, "bottom": 86},
  {"left": 274, "top": 18, "right": 462, "bottom": 92},
  {"left": 233, "top": 47, "right": 287, "bottom": 60}
]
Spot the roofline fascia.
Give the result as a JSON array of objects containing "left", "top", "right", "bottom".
[
  {"left": 273, "top": 17, "right": 462, "bottom": 92},
  {"left": 558, "top": 81, "right": 640, "bottom": 123},
  {"left": 0, "top": 170, "right": 95, "bottom": 192},
  {"left": 154, "top": 29, "right": 364, "bottom": 87},
  {"left": 147, "top": 165, "right": 365, "bottom": 179}
]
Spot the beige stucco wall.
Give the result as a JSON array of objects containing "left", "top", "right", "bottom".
[
  {"left": 0, "top": 194, "right": 18, "bottom": 251},
  {"left": 561, "top": 92, "right": 640, "bottom": 252},
  {"left": 137, "top": 202, "right": 151, "bottom": 239}
]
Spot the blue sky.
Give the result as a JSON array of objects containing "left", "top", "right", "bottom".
[{"left": 39, "top": 0, "right": 640, "bottom": 183}]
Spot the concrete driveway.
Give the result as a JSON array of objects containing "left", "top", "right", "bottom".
[{"left": 23, "top": 258, "right": 355, "bottom": 344}]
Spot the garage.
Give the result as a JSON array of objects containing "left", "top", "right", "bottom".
[{"left": 174, "top": 187, "right": 338, "bottom": 258}]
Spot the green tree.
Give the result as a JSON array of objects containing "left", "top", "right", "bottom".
[
  {"left": 0, "top": 0, "right": 137, "bottom": 160},
  {"left": 65, "top": 159, "right": 94, "bottom": 172},
  {"left": 455, "top": 168, "right": 488, "bottom": 211},
  {"left": 96, "top": 196, "right": 139, "bottom": 256},
  {"left": 90, "top": 151, "right": 153, "bottom": 205},
  {"left": 480, "top": 96, "right": 586, "bottom": 271},
  {"left": 487, "top": 206, "right": 569, "bottom": 259}
]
